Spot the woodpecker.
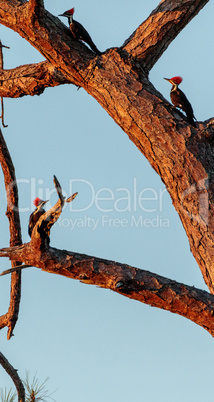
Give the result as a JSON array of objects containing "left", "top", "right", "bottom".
[
  {"left": 28, "top": 197, "right": 48, "bottom": 238},
  {"left": 164, "top": 76, "right": 196, "bottom": 127},
  {"left": 59, "top": 7, "right": 102, "bottom": 55}
]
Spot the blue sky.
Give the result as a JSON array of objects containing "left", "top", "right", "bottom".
[{"left": 0, "top": 1, "right": 214, "bottom": 401}]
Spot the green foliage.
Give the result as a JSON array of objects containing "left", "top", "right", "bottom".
[
  {"left": 0, "top": 388, "right": 16, "bottom": 402},
  {"left": 1, "top": 373, "right": 56, "bottom": 402},
  {"left": 24, "top": 372, "right": 56, "bottom": 402}
]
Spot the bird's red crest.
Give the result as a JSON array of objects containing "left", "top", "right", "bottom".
[
  {"left": 171, "top": 76, "right": 183, "bottom": 85},
  {"left": 66, "top": 7, "right": 75, "bottom": 15},
  {"left": 33, "top": 197, "right": 42, "bottom": 207}
]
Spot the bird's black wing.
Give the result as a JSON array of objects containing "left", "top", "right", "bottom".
[
  {"left": 73, "top": 20, "right": 102, "bottom": 55},
  {"left": 171, "top": 89, "right": 196, "bottom": 126}
]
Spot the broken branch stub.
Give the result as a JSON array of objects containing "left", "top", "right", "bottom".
[{"left": 27, "top": 176, "right": 78, "bottom": 247}]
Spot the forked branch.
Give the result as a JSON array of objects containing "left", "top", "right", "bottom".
[
  {"left": 0, "top": 0, "right": 213, "bottom": 340},
  {"left": 30, "top": 175, "right": 77, "bottom": 248}
]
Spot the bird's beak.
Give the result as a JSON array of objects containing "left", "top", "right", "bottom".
[
  {"left": 58, "top": 13, "right": 65, "bottom": 17},
  {"left": 164, "top": 78, "right": 170, "bottom": 82},
  {"left": 41, "top": 200, "right": 49, "bottom": 207}
]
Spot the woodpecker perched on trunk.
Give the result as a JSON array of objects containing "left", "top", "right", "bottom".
[
  {"left": 59, "top": 7, "right": 102, "bottom": 55},
  {"left": 28, "top": 197, "right": 48, "bottom": 238},
  {"left": 164, "top": 76, "right": 196, "bottom": 127}
]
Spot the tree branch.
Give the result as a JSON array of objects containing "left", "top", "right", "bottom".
[
  {"left": 0, "top": 40, "right": 9, "bottom": 127},
  {"left": 29, "top": 176, "right": 77, "bottom": 248},
  {"left": 0, "top": 128, "right": 22, "bottom": 339},
  {"left": 0, "top": 351, "right": 25, "bottom": 401},
  {"left": 0, "top": 0, "right": 213, "bottom": 337},
  {"left": 0, "top": 0, "right": 209, "bottom": 91},
  {"left": 0, "top": 0, "right": 99, "bottom": 86},
  {"left": 0, "top": 265, "right": 33, "bottom": 276},
  {"left": 0, "top": 61, "right": 71, "bottom": 98},
  {"left": 122, "top": 0, "right": 210, "bottom": 71},
  {"left": 0, "top": 243, "right": 214, "bottom": 336}
]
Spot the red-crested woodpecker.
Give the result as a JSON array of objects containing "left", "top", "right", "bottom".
[
  {"left": 28, "top": 197, "right": 48, "bottom": 238},
  {"left": 164, "top": 76, "right": 196, "bottom": 127},
  {"left": 59, "top": 7, "right": 102, "bottom": 55}
]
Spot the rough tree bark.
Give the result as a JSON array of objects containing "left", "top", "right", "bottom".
[
  {"left": 0, "top": 0, "right": 214, "bottom": 341},
  {"left": 0, "top": 352, "right": 25, "bottom": 401}
]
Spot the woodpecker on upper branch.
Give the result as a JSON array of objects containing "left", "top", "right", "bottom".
[
  {"left": 59, "top": 7, "right": 102, "bottom": 55},
  {"left": 164, "top": 76, "right": 196, "bottom": 127},
  {"left": 28, "top": 197, "right": 48, "bottom": 238}
]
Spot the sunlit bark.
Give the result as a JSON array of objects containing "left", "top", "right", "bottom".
[{"left": 0, "top": 0, "right": 213, "bottom": 341}]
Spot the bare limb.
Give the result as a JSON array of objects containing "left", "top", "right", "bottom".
[
  {"left": 0, "top": 351, "right": 25, "bottom": 401},
  {"left": 66, "top": 192, "right": 79, "bottom": 203},
  {"left": 0, "top": 0, "right": 213, "bottom": 338},
  {"left": 0, "top": 176, "right": 77, "bottom": 271},
  {"left": 30, "top": 176, "right": 77, "bottom": 247},
  {"left": 0, "top": 128, "right": 22, "bottom": 339},
  {"left": 0, "top": 243, "right": 214, "bottom": 336},
  {"left": 0, "top": 0, "right": 98, "bottom": 85},
  {"left": 0, "top": 97, "right": 8, "bottom": 128},
  {"left": 123, "top": 0, "right": 210, "bottom": 71},
  {"left": 0, "top": 44, "right": 10, "bottom": 50},
  {"left": 0, "top": 0, "right": 209, "bottom": 92},
  {"left": 0, "top": 61, "right": 71, "bottom": 98},
  {"left": 0, "top": 40, "right": 9, "bottom": 127},
  {"left": 0, "top": 265, "right": 32, "bottom": 276},
  {"left": 53, "top": 175, "right": 65, "bottom": 205}
]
